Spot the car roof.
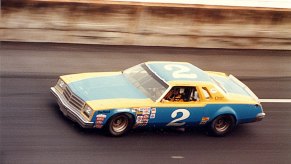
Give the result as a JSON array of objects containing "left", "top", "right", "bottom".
[{"left": 145, "top": 61, "right": 212, "bottom": 85}]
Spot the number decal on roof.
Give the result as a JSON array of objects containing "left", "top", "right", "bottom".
[
  {"left": 166, "top": 109, "right": 190, "bottom": 126},
  {"left": 164, "top": 64, "right": 197, "bottom": 79}
]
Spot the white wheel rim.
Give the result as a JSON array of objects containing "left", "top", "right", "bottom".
[
  {"left": 215, "top": 118, "right": 230, "bottom": 132},
  {"left": 112, "top": 115, "right": 128, "bottom": 133}
]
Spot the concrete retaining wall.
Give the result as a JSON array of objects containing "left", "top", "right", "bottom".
[{"left": 1, "top": 0, "right": 291, "bottom": 49}]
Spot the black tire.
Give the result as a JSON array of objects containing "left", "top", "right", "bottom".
[
  {"left": 106, "top": 113, "right": 133, "bottom": 137},
  {"left": 208, "top": 115, "right": 236, "bottom": 137}
]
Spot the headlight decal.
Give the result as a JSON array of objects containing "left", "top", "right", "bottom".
[
  {"left": 83, "top": 105, "right": 93, "bottom": 117},
  {"left": 94, "top": 114, "right": 107, "bottom": 128},
  {"left": 57, "top": 79, "right": 67, "bottom": 90}
]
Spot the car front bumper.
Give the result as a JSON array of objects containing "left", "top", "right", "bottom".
[{"left": 50, "top": 87, "right": 94, "bottom": 128}]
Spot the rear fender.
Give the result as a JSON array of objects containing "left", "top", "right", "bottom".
[{"left": 210, "top": 106, "right": 238, "bottom": 125}]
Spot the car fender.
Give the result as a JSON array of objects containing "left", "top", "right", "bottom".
[
  {"left": 92, "top": 109, "right": 136, "bottom": 128},
  {"left": 210, "top": 106, "right": 238, "bottom": 125},
  {"left": 106, "top": 108, "right": 136, "bottom": 124}
]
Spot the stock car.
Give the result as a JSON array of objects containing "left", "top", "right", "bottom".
[{"left": 50, "top": 61, "right": 265, "bottom": 136}]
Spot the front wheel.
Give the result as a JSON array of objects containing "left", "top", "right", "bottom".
[
  {"left": 208, "top": 115, "right": 236, "bottom": 137},
  {"left": 106, "top": 114, "right": 133, "bottom": 137}
]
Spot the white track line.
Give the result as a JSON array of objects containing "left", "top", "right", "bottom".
[
  {"left": 171, "top": 156, "right": 184, "bottom": 159},
  {"left": 260, "top": 99, "right": 291, "bottom": 103}
]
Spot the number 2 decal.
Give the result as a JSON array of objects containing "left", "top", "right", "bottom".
[
  {"left": 164, "top": 64, "right": 197, "bottom": 79},
  {"left": 166, "top": 109, "right": 190, "bottom": 126}
]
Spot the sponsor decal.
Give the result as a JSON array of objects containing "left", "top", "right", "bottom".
[
  {"left": 215, "top": 97, "right": 224, "bottom": 100},
  {"left": 133, "top": 107, "right": 156, "bottom": 127},
  {"left": 137, "top": 116, "right": 143, "bottom": 123},
  {"left": 95, "top": 121, "right": 103, "bottom": 124},
  {"left": 98, "top": 110, "right": 110, "bottom": 114},
  {"left": 143, "top": 108, "right": 150, "bottom": 115},
  {"left": 135, "top": 108, "right": 144, "bottom": 115},
  {"left": 201, "top": 117, "right": 209, "bottom": 121},
  {"left": 143, "top": 114, "right": 149, "bottom": 119},
  {"left": 144, "top": 120, "right": 149, "bottom": 123},
  {"left": 210, "top": 88, "right": 217, "bottom": 93},
  {"left": 142, "top": 117, "right": 149, "bottom": 121},
  {"left": 132, "top": 108, "right": 139, "bottom": 112},
  {"left": 95, "top": 114, "right": 107, "bottom": 128},
  {"left": 136, "top": 111, "right": 143, "bottom": 115},
  {"left": 96, "top": 117, "right": 105, "bottom": 121},
  {"left": 96, "top": 114, "right": 107, "bottom": 118},
  {"left": 200, "top": 117, "right": 210, "bottom": 125}
]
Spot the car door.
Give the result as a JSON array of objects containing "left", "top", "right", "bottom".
[{"left": 148, "top": 86, "right": 207, "bottom": 127}]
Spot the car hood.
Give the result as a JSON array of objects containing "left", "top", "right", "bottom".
[
  {"left": 86, "top": 98, "right": 153, "bottom": 110},
  {"left": 63, "top": 72, "right": 149, "bottom": 104}
]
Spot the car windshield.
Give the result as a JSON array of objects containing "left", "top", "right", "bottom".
[{"left": 123, "top": 64, "right": 168, "bottom": 101}]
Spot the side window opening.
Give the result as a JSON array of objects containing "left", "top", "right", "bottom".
[
  {"left": 162, "top": 86, "right": 199, "bottom": 102},
  {"left": 186, "top": 87, "right": 199, "bottom": 102},
  {"left": 202, "top": 87, "right": 212, "bottom": 100}
]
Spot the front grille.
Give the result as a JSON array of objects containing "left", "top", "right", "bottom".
[
  {"left": 63, "top": 87, "right": 85, "bottom": 110},
  {"left": 63, "top": 87, "right": 71, "bottom": 100},
  {"left": 83, "top": 111, "right": 90, "bottom": 118}
]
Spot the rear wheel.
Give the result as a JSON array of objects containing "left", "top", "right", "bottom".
[
  {"left": 106, "top": 114, "right": 133, "bottom": 137},
  {"left": 208, "top": 115, "right": 236, "bottom": 137}
]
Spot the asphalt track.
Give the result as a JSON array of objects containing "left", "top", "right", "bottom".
[{"left": 1, "top": 42, "right": 291, "bottom": 164}]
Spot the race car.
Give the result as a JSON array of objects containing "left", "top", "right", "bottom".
[{"left": 51, "top": 61, "right": 265, "bottom": 137}]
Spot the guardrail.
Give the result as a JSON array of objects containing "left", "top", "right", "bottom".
[{"left": 1, "top": 0, "right": 291, "bottom": 50}]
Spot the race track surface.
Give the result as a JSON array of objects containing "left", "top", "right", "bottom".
[{"left": 1, "top": 42, "right": 291, "bottom": 164}]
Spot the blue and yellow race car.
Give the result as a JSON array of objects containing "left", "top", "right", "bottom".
[{"left": 51, "top": 61, "right": 265, "bottom": 136}]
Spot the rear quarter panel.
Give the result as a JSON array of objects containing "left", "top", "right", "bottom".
[{"left": 205, "top": 103, "right": 263, "bottom": 124}]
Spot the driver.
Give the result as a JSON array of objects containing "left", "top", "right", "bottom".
[{"left": 163, "top": 87, "right": 184, "bottom": 102}]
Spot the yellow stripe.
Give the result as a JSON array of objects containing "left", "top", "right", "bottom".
[
  {"left": 206, "top": 71, "right": 228, "bottom": 77},
  {"left": 86, "top": 96, "right": 257, "bottom": 111}
]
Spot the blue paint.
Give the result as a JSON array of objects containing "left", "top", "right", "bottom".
[
  {"left": 68, "top": 74, "right": 147, "bottom": 101},
  {"left": 148, "top": 106, "right": 205, "bottom": 126},
  {"left": 97, "top": 103, "right": 263, "bottom": 127},
  {"left": 146, "top": 104, "right": 262, "bottom": 126},
  {"left": 204, "top": 104, "right": 262, "bottom": 124},
  {"left": 146, "top": 62, "right": 212, "bottom": 83},
  {"left": 91, "top": 104, "right": 262, "bottom": 127}
]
